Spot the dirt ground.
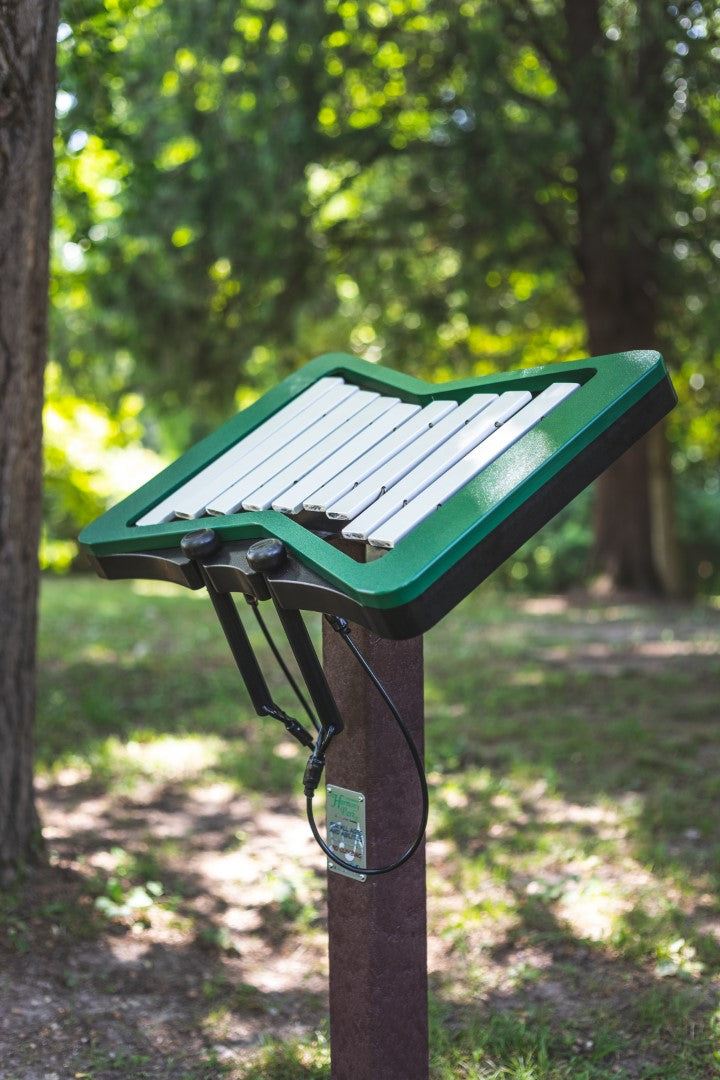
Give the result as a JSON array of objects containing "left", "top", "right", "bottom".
[
  {"left": 0, "top": 776, "right": 341, "bottom": 1078},
  {"left": 2, "top": 593, "right": 719, "bottom": 1078}
]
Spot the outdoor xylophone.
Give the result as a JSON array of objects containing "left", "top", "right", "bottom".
[
  {"left": 80, "top": 350, "right": 675, "bottom": 635},
  {"left": 80, "top": 349, "right": 676, "bottom": 875}
]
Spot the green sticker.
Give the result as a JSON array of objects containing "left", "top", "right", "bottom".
[{"left": 326, "top": 784, "right": 367, "bottom": 883}]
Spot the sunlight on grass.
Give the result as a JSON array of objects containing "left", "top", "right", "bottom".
[
  {"left": 36, "top": 732, "right": 226, "bottom": 792},
  {"left": 34, "top": 577, "right": 720, "bottom": 1078},
  {"left": 432, "top": 758, "right": 718, "bottom": 976},
  {"left": 236, "top": 1031, "right": 331, "bottom": 1079},
  {"left": 132, "top": 579, "right": 207, "bottom": 599},
  {"left": 120, "top": 732, "right": 225, "bottom": 780}
]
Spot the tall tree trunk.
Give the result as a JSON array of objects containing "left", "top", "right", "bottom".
[
  {"left": 583, "top": 273, "right": 670, "bottom": 593},
  {"left": 564, "top": 0, "right": 682, "bottom": 595},
  {"left": 0, "top": 0, "right": 59, "bottom": 884}
]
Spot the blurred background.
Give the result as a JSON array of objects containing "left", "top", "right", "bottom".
[
  {"left": 46, "top": 0, "right": 719, "bottom": 595},
  {"left": 4, "top": 7, "right": 717, "bottom": 1075}
]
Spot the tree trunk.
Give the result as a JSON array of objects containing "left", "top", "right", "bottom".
[
  {"left": 564, "top": 0, "right": 682, "bottom": 595},
  {"left": 583, "top": 283, "right": 673, "bottom": 593},
  {"left": 585, "top": 304, "right": 682, "bottom": 596},
  {"left": 0, "top": 0, "right": 59, "bottom": 884}
]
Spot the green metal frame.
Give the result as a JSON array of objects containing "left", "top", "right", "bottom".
[{"left": 79, "top": 349, "right": 673, "bottom": 614}]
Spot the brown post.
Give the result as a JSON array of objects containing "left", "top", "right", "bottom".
[{"left": 322, "top": 617, "right": 428, "bottom": 1080}]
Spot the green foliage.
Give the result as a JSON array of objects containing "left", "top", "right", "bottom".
[
  {"left": 50, "top": 1, "right": 720, "bottom": 584},
  {"left": 236, "top": 1032, "right": 330, "bottom": 1079},
  {"left": 94, "top": 875, "right": 163, "bottom": 922},
  {"left": 676, "top": 475, "right": 720, "bottom": 593},
  {"left": 54, "top": 1, "right": 720, "bottom": 402},
  {"left": 495, "top": 491, "right": 594, "bottom": 594},
  {"left": 42, "top": 361, "right": 164, "bottom": 570},
  {"left": 89, "top": 845, "right": 168, "bottom": 925}
]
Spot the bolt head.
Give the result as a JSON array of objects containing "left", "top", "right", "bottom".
[
  {"left": 246, "top": 537, "right": 287, "bottom": 571},
  {"left": 180, "top": 528, "right": 220, "bottom": 560}
]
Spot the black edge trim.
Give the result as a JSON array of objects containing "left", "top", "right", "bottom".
[
  {"left": 201, "top": 548, "right": 271, "bottom": 600},
  {"left": 89, "top": 549, "right": 205, "bottom": 590}
]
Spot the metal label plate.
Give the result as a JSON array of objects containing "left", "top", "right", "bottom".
[{"left": 326, "top": 784, "right": 367, "bottom": 882}]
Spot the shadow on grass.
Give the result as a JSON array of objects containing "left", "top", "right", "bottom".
[
  {"left": 37, "top": 577, "right": 327, "bottom": 799},
  {"left": 1, "top": 778, "right": 329, "bottom": 1077},
  {"left": 427, "top": 898, "right": 718, "bottom": 1078},
  {"left": 3, "top": 846, "right": 715, "bottom": 1078},
  {"left": 31, "top": 577, "right": 720, "bottom": 1077},
  {"left": 423, "top": 588, "right": 720, "bottom": 880}
]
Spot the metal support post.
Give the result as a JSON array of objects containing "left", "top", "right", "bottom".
[{"left": 322, "top": 618, "right": 428, "bottom": 1080}]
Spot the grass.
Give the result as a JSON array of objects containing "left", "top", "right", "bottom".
[{"left": 21, "top": 577, "right": 720, "bottom": 1076}]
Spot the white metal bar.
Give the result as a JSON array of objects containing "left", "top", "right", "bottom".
[
  {"left": 340, "top": 391, "right": 529, "bottom": 541},
  {"left": 207, "top": 389, "right": 380, "bottom": 515},
  {"left": 342, "top": 390, "right": 529, "bottom": 542},
  {"left": 270, "top": 400, "right": 420, "bottom": 515},
  {"left": 327, "top": 393, "right": 499, "bottom": 523},
  {"left": 304, "top": 399, "right": 457, "bottom": 515},
  {"left": 134, "top": 376, "right": 346, "bottom": 526},
  {"left": 368, "top": 381, "right": 580, "bottom": 549},
  {"left": 243, "top": 395, "right": 404, "bottom": 512},
  {"left": 173, "top": 379, "right": 358, "bottom": 520}
]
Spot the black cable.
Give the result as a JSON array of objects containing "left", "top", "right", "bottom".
[
  {"left": 240, "top": 599, "right": 428, "bottom": 876},
  {"left": 262, "top": 703, "right": 316, "bottom": 749},
  {"left": 304, "top": 616, "right": 429, "bottom": 877},
  {"left": 247, "top": 597, "right": 321, "bottom": 732}
]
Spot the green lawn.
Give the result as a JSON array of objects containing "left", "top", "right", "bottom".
[{"left": 17, "top": 576, "right": 720, "bottom": 1077}]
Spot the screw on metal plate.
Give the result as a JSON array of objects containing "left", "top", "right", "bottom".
[
  {"left": 326, "top": 784, "right": 367, "bottom": 883},
  {"left": 328, "top": 861, "right": 367, "bottom": 883}
]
